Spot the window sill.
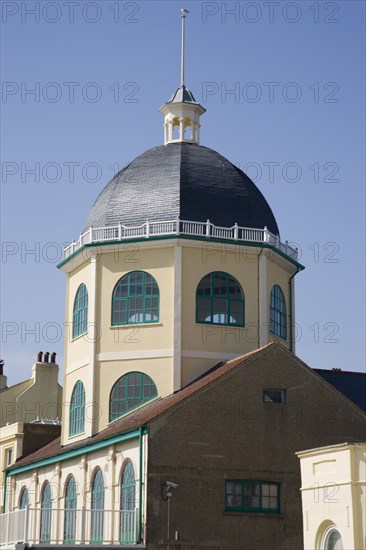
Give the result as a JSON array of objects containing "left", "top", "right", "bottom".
[
  {"left": 195, "top": 322, "right": 245, "bottom": 328},
  {"left": 223, "top": 511, "right": 283, "bottom": 518},
  {"left": 110, "top": 323, "right": 163, "bottom": 329},
  {"left": 269, "top": 332, "right": 287, "bottom": 342},
  {"left": 68, "top": 431, "right": 86, "bottom": 440},
  {"left": 71, "top": 332, "right": 88, "bottom": 343}
]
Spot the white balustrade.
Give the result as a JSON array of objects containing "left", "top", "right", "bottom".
[
  {"left": 0, "top": 507, "right": 138, "bottom": 546},
  {"left": 62, "top": 219, "right": 298, "bottom": 261}
]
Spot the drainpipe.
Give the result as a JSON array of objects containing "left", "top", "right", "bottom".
[
  {"left": 288, "top": 268, "right": 299, "bottom": 352},
  {"left": 137, "top": 426, "right": 144, "bottom": 544},
  {"left": 3, "top": 470, "right": 8, "bottom": 513},
  {"left": 257, "top": 247, "right": 265, "bottom": 348}
]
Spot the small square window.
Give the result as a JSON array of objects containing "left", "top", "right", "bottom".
[{"left": 263, "top": 389, "right": 286, "bottom": 404}]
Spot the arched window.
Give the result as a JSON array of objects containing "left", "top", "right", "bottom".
[
  {"left": 19, "top": 487, "right": 29, "bottom": 509},
  {"left": 196, "top": 272, "right": 244, "bottom": 326},
  {"left": 64, "top": 476, "right": 77, "bottom": 544},
  {"left": 112, "top": 271, "right": 159, "bottom": 326},
  {"left": 269, "top": 284, "right": 287, "bottom": 340},
  {"left": 90, "top": 469, "right": 104, "bottom": 544},
  {"left": 120, "top": 461, "right": 136, "bottom": 543},
  {"left": 183, "top": 117, "right": 192, "bottom": 140},
  {"left": 73, "top": 284, "right": 88, "bottom": 339},
  {"left": 69, "top": 381, "right": 85, "bottom": 436},
  {"left": 323, "top": 528, "right": 343, "bottom": 550},
  {"left": 40, "top": 482, "right": 52, "bottom": 543},
  {"left": 172, "top": 117, "right": 180, "bottom": 139},
  {"left": 110, "top": 372, "right": 158, "bottom": 422}
]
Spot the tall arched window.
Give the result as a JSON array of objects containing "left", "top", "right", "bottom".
[
  {"left": 69, "top": 381, "right": 85, "bottom": 436},
  {"left": 196, "top": 272, "right": 244, "bottom": 326},
  {"left": 73, "top": 284, "right": 88, "bottom": 339},
  {"left": 120, "top": 461, "right": 136, "bottom": 544},
  {"left": 40, "top": 482, "right": 52, "bottom": 543},
  {"left": 90, "top": 469, "right": 104, "bottom": 544},
  {"left": 64, "top": 476, "right": 77, "bottom": 544},
  {"left": 112, "top": 271, "right": 159, "bottom": 326},
  {"left": 109, "top": 372, "right": 158, "bottom": 422},
  {"left": 19, "top": 487, "right": 29, "bottom": 509},
  {"left": 269, "top": 284, "right": 287, "bottom": 340},
  {"left": 323, "top": 528, "right": 343, "bottom": 550}
]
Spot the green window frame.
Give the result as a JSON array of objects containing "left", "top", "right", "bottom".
[
  {"left": 112, "top": 271, "right": 159, "bottom": 326},
  {"left": 120, "top": 461, "right": 136, "bottom": 544},
  {"left": 69, "top": 381, "right": 85, "bottom": 436},
  {"left": 90, "top": 469, "right": 104, "bottom": 544},
  {"left": 40, "top": 482, "right": 52, "bottom": 543},
  {"left": 64, "top": 476, "right": 77, "bottom": 544},
  {"left": 73, "top": 283, "right": 88, "bottom": 339},
  {"left": 109, "top": 372, "right": 158, "bottom": 422},
  {"left": 196, "top": 271, "right": 244, "bottom": 326},
  {"left": 225, "top": 480, "right": 280, "bottom": 514},
  {"left": 19, "top": 487, "right": 29, "bottom": 509},
  {"left": 269, "top": 284, "right": 287, "bottom": 339}
]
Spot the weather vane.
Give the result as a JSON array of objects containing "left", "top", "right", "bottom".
[{"left": 180, "top": 8, "right": 190, "bottom": 87}]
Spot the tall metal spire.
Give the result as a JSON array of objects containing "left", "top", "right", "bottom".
[
  {"left": 180, "top": 9, "right": 189, "bottom": 87},
  {"left": 160, "top": 9, "right": 205, "bottom": 145}
]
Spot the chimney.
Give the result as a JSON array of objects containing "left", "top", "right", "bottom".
[
  {"left": 0, "top": 359, "right": 8, "bottom": 390},
  {"left": 31, "top": 353, "right": 59, "bottom": 413}
]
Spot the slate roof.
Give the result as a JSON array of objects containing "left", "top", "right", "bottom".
[
  {"left": 84, "top": 142, "right": 279, "bottom": 235},
  {"left": 167, "top": 85, "right": 199, "bottom": 104},
  {"left": 314, "top": 369, "right": 366, "bottom": 413}
]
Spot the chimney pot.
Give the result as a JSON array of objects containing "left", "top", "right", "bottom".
[
  {"left": 51, "top": 352, "right": 56, "bottom": 364},
  {"left": 0, "top": 359, "right": 4, "bottom": 375},
  {"left": 44, "top": 352, "right": 50, "bottom": 363},
  {"left": 37, "top": 352, "right": 43, "bottom": 363}
]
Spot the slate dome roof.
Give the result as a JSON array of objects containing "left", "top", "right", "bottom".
[{"left": 84, "top": 142, "right": 279, "bottom": 236}]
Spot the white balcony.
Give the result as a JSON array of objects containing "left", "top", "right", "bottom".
[
  {"left": 63, "top": 219, "right": 298, "bottom": 261},
  {"left": 0, "top": 507, "right": 140, "bottom": 547}
]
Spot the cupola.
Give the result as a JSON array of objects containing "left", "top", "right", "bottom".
[{"left": 159, "top": 9, "right": 206, "bottom": 145}]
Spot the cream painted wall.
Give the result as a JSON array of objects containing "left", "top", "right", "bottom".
[
  {"left": 266, "top": 253, "right": 294, "bottom": 349},
  {"left": 0, "top": 422, "right": 24, "bottom": 511},
  {"left": 297, "top": 443, "right": 366, "bottom": 550},
  {"left": 8, "top": 435, "right": 146, "bottom": 545},
  {"left": 0, "top": 381, "right": 32, "bottom": 426},
  {"left": 0, "top": 364, "right": 62, "bottom": 428},
  {"left": 62, "top": 239, "right": 297, "bottom": 443}
]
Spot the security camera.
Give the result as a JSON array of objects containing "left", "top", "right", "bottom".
[{"left": 165, "top": 481, "right": 178, "bottom": 489}]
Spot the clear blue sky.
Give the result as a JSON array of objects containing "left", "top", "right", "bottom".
[{"left": 1, "top": 0, "right": 365, "bottom": 384}]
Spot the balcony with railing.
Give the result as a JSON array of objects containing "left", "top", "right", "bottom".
[
  {"left": 0, "top": 507, "right": 140, "bottom": 547},
  {"left": 63, "top": 219, "right": 298, "bottom": 261}
]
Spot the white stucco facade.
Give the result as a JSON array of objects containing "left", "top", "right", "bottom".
[{"left": 297, "top": 442, "right": 366, "bottom": 550}]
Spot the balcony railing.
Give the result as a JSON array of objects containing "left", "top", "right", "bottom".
[
  {"left": 63, "top": 219, "right": 298, "bottom": 261},
  {"left": 0, "top": 507, "right": 138, "bottom": 547}
]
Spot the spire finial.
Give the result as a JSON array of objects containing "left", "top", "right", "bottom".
[{"left": 180, "top": 9, "right": 189, "bottom": 87}]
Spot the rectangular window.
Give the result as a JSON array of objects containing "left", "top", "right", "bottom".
[
  {"left": 263, "top": 389, "right": 286, "bottom": 404},
  {"left": 225, "top": 480, "right": 280, "bottom": 513},
  {"left": 6, "top": 448, "right": 13, "bottom": 466}
]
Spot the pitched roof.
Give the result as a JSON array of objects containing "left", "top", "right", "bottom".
[
  {"left": 314, "top": 369, "right": 366, "bottom": 412},
  {"left": 8, "top": 342, "right": 365, "bottom": 472},
  {"left": 8, "top": 345, "right": 266, "bottom": 471}
]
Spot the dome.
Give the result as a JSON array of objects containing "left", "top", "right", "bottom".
[{"left": 84, "top": 142, "right": 279, "bottom": 236}]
